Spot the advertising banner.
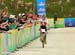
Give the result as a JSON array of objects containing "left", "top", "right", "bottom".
[
  {"left": 64, "top": 18, "right": 75, "bottom": 27},
  {"left": 57, "top": 18, "right": 65, "bottom": 28},
  {"left": 48, "top": 19, "right": 54, "bottom": 28},
  {"left": 48, "top": 18, "right": 65, "bottom": 28},
  {"left": 36, "top": 0, "right": 46, "bottom": 15}
]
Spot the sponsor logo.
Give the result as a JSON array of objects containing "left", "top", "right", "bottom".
[
  {"left": 38, "top": 13, "right": 45, "bottom": 15},
  {"left": 38, "top": 2, "right": 45, "bottom": 6},
  {"left": 68, "top": 23, "right": 72, "bottom": 26},
  {"left": 38, "top": 8, "right": 45, "bottom": 12}
]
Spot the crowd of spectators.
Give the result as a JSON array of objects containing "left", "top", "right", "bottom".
[{"left": 0, "top": 11, "right": 38, "bottom": 33}]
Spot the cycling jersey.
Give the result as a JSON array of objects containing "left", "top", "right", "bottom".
[{"left": 39, "top": 18, "right": 48, "bottom": 32}]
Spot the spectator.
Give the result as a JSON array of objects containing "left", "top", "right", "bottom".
[
  {"left": 0, "top": 21, "right": 9, "bottom": 33},
  {"left": 8, "top": 15, "right": 17, "bottom": 29},
  {"left": 54, "top": 13, "right": 58, "bottom": 28},
  {"left": 28, "top": 12, "right": 33, "bottom": 18},
  {"left": 0, "top": 11, "right": 37, "bottom": 33}
]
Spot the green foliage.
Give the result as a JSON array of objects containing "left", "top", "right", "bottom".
[{"left": 0, "top": 0, "right": 75, "bottom": 18}]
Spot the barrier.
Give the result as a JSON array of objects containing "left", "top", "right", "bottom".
[
  {"left": 8, "top": 30, "right": 17, "bottom": 52},
  {"left": 17, "top": 29, "right": 26, "bottom": 48},
  {"left": 64, "top": 18, "right": 75, "bottom": 27},
  {"left": 1, "top": 18, "right": 75, "bottom": 55},
  {"left": 57, "top": 18, "right": 65, "bottom": 28},
  {"left": 0, "top": 23, "right": 40, "bottom": 55},
  {"left": 48, "top": 19, "right": 54, "bottom": 28},
  {"left": 36, "top": 24, "right": 40, "bottom": 38},
  {"left": 48, "top": 18, "right": 75, "bottom": 28},
  {"left": 48, "top": 18, "right": 65, "bottom": 28},
  {"left": 0, "top": 33, "right": 6, "bottom": 55}
]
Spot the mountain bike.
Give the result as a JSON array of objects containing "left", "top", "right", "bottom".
[{"left": 40, "top": 29, "right": 46, "bottom": 48}]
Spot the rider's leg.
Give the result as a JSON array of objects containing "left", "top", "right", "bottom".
[
  {"left": 44, "top": 27, "right": 47, "bottom": 44},
  {"left": 40, "top": 32, "right": 43, "bottom": 42},
  {"left": 54, "top": 21, "right": 57, "bottom": 28}
]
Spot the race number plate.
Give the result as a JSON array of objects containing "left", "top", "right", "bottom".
[{"left": 41, "top": 29, "right": 45, "bottom": 32}]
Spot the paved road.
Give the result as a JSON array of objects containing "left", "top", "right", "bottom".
[{"left": 10, "top": 28, "right": 75, "bottom": 55}]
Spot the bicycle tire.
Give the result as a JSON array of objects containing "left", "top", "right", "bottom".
[
  {"left": 42, "top": 41, "right": 44, "bottom": 48},
  {"left": 41, "top": 33, "right": 46, "bottom": 48}
]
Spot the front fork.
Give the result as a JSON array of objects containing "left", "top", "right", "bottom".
[{"left": 40, "top": 32, "right": 46, "bottom": 42}]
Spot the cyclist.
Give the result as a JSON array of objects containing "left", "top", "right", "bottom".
[{"left": 39, "top": 15, "right": 50, "bottom": 44}]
